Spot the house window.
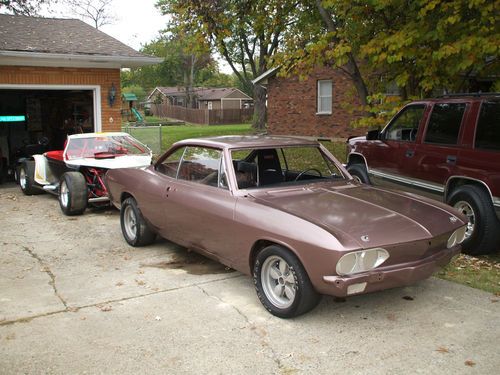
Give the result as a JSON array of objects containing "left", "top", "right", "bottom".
[
  {"left": 208, "top": 101, "right": 213, "bottom": 110},
  {"left": 317, "top": 80, "right": 332, "bottom": 114}
]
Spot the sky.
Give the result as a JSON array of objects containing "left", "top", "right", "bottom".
[
  {"left": 41, "top": 0, "right": 169, "bottom": 50},
  {"left": 39, "top": 0, "right": 232, "bottom": 73}
]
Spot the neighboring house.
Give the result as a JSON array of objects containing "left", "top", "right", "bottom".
[
  {"left": 148, "top": 86, "right": 253, "bottom": 110},
  {"left": 253, "top": 67, "right": 364, "bottom": 139},
  {"left": 0, "top": 14, "right": 160, "bottom": 166}
]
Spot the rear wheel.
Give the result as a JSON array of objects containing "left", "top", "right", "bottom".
[
  {"left": 447, "top": 185, "right": 499, "bottom": 255},
  {"left": 59, "top": 172, "right": 88, "bottom": 216},
  {"left": 19, "top": 161, "right": 43, "bottom": 195},
  {"left": 253, "top": 245, "right": 321, "bottom": 318},
  {"left": 120, "top": 197, "right": 156, "bottom": 247},
  {"left": 347, "top": 164, "right": 370, "bottom": 184}
]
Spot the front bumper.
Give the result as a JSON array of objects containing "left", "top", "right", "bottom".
[{"left": 321, "top": 245, "right": 460, "bottom": 297}]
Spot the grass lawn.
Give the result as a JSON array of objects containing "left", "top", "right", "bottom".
[{"left": 436, "top": 253, "right": 500, "bottom": 295}]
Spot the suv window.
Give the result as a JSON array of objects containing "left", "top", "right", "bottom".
[
  {"left": 424, "top": 103, "right": 466, "bottom": 145},
  {"left": 475, "top": 101, "right": 500, "bottom": 151},
  {"left": 385, "top": 105, "right": 424, "bottom": 141}
]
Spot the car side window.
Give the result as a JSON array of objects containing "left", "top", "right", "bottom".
[
  {"left": 177, "top": 146, "right": 222, "bottom": 187},
  {"left": 385, "top": 105, "right": 425, "bottom": 141},
  {"left": 157, "top": 147, "right": 186, "bottom": 177},
  {"left": 424, "top": 103, "right": 466, "bottom": 145},
  {"left": 475, "top": 101, "right": 500, "bottom": 151}
]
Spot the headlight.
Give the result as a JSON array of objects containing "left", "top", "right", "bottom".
[
  {"left": 447, "top": 226, "right": 467, "bottom": 248},
  {"left": 336, "top": 248, "right": 389, "bottom": 276}
]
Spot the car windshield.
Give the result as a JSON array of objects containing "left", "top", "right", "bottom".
[
  {"left": 65, "top": 135, "right": 150, "bottom": 160},
  {"left": 231, "top": 145, "right": 345, "bottom": 189}
]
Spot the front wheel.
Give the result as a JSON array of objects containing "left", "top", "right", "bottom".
[
  {"left": 253, "top": 245, "right": 320, "bottom": 318},
  {"left": 120, "top": 197, "right": 156, "bottom": 247},
  {"left": 347, "top": 164, "right": 370, "bottom": 184},
  {"left": 59, "top": 172, "right": 88, "bottom": 216},
  {"left": 447, "top": 185, "right": 499, "bottom": 255}
]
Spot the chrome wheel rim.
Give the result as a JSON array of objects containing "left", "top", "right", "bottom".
[
  {"left": 60, "top": 180, "right": 69, "bottom": 207},
  {"left": 19, "top": 168, "right": 27, "bottom": 189},
  {"left": 454, "top": 200, "right": 475, "bottom": 239},
  {"left": 261, "top": 255, "right": 296, "bottom": 309},
  {"left": 123, "top": 205, "right": 137, "bottom": 240}
]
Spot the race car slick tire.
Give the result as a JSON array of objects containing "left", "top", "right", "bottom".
[
  {"left": 253, "top": 245, "right": 321, "bottom": 318},
  {"left": 120, "top": 197, "right": 156, "bottom": 247},
  {"left": 347, "top": 164, "right": 371, "bottom": 184},
  {"left": 59, "top": 172, "right": 88, "bottom": 216},
  {"left": 447, "top": 185, "right": 499, "bottom": 255},
  {"left": 19, "top": 161, "right": 44, "bottom": 195}
]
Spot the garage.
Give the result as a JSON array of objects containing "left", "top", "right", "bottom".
[{"left": 0, "top": 14, "right": 161, "bottom": 180}]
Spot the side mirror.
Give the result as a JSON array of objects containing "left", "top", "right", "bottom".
[{"left": 366, "top": 129, "right": 380, "bottom": 140}]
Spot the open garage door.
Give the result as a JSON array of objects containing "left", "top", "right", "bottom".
[{"left": 0, "top": 87, "right": 99, "bottom": 180}]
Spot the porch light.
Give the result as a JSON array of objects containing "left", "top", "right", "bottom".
[{"left": 108, "top": 83, "right": 117, "bottom": 107}]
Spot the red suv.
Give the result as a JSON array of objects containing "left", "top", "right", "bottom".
[{"left": 347, "top": 94, "right": 500, "bottom": 255}]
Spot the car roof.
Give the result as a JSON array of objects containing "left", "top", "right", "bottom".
[
  {"left": 174, "top": 135, "right": 320, "bottom": 149},
  {"left": 408, "top": 94, "right": 500, "bottom": 105}
]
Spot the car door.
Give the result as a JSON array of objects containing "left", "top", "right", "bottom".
[
  {"left": 411, "top": 102, "right": 468, "bottom": 188},
  {"left": 369, "top": 104, "right": 426, "bottom": 181},
  {"left": 161, "top": 146, "right": 239, "bottom": 264}
]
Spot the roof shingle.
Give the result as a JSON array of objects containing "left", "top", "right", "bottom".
[{"left": 0, "top": 14, "right": 147, "bottom": 58}]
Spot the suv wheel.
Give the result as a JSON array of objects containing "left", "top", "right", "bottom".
[
  {"left": 447, "top": 185, "right": 499, "bottom": 255},
  {"left": 347, "top": 164, "right": 371, "bottom": 184}
]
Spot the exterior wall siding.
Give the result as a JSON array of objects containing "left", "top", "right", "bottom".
[
  {"left": 267, "top": 67, "right": 364, "bottom": 139},
  {"left": 0, "top": 65, "right": 121, "bottom": 131}
]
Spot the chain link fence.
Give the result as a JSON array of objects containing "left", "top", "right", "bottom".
[{"left": 122, "top": 125, "right": 164, "bottom": 156}]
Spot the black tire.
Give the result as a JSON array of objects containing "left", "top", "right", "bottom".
[
  {"left": 120, "top": 197, "right": 156, "bottom": 247},
  {"left": 253, "top": 245, "right": 321, "bottom": 318},
  {"left": 59, "top": 172, "right": 88, "bottom": 216},
  {"left": 19, "top": 161, "right": 44, "bottom": 195},
  {"left": 447, "top": 185, "right": 500, "bottom": 255},
  {"left": 347, "top": 164, "right": 371, "bottom": 184}
]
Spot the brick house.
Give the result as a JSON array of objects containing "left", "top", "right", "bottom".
[
  {"left": 0, "top": 14, "right": 160, "bottom": 168},
  {"left": 253, "top": 67, "right": 364, "bottom": 139}
]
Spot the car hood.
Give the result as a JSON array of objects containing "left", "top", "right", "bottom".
[{"left": 249, "top": 183, "right": 465, "bottom": 249}]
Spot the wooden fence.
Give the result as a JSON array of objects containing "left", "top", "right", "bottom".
[{"left": 151, "top": 103, "right": 253, "bottom": 125}]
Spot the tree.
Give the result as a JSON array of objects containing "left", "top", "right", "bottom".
[
  {"left": 276, "top": 0, "right": 499, "bottom": 128},
  {"left": 64, "top": 0, "right": 114, "bottom": 29},
  {"left": 157, "top": 0, "right": 304, "bottom": 130},
  {"left": 122, "top": 32, "right": 216, "bottom": 105},
  {"left": 0, "top": 0, "right": 51, "bottom": 15}
]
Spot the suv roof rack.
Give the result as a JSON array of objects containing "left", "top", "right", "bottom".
[{"left": 437, "top": 92, "right": 500, "bottom": 98}]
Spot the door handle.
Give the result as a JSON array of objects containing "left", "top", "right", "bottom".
[
  {"left": 446, "top": 155, "right": 457, "bottom": 165},
  {"left": 405, "top": 150, "right": 415, "bottom": 158}
]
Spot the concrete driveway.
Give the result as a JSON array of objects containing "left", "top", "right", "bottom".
[{"left": 1, "top": 183, "right": 499, "bottom": 374}]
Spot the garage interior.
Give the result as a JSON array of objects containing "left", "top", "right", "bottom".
[{"left": 0, "top": 89, "right": 94, "bottom": 179}]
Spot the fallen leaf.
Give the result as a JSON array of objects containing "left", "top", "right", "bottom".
[
  {"left": 67, "top": 306, "right": 79, "bottom": 312},
  {"left": 491, "top": 298, "right": 499, "bottom": 303},
  {"left": 436, "top": 347, "right": 449, "bottom": 354},
  {"left": 464, "top": 360, "right": 475, "bottom": 367},
  {"left": 99, "top": 305, "right": 112, "bottom": 312},
  {"left": 135, "top": 279, "right": 145, "bottom": 286}
]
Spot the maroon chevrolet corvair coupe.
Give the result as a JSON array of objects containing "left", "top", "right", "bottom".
[{"left": 105, "top": 136, "right": 467, "bottom": 318}]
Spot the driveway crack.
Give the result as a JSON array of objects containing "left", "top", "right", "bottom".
[
  {"left": 21, "top": 246, "right": 67, "bottom": 309},
  {"left": 196, "top": 285, "right": 283, "bottom": 370}
]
